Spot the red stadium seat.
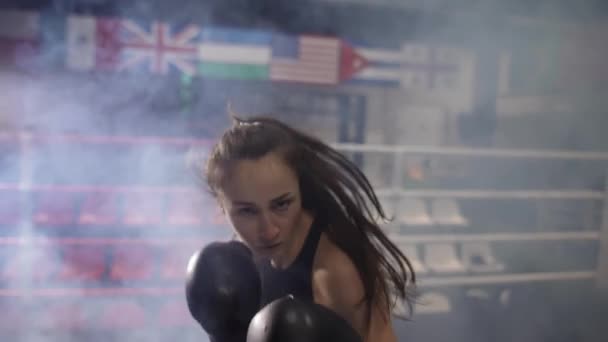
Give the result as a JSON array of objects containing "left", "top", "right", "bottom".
[
  {"left": 56, "top": 245, "right": 106, "bottom": 282},
  {"left": 109, "top": 245, "right": 154, "bottom": 281},
  {"left": 78, "top": 192, "right": 119, "bottom": 226},
  {"left": 165, "top": 192, "right": 204, "bottom": 227},
  {"left": 33, "top": 192, "right": 76, "bottom": 226},
  {"left": 122, "top": 192, "right": 163, "bottom": 226},
  {"left": 159, "top": 246, "right": 198, "bottom": 281}
]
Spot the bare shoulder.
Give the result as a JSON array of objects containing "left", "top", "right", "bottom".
[
  {"left": 312, "top": 233, "right": 365, "bottom": 303},
  {"left": 312, "top": 233, "right": 398, "bottom": 342}
]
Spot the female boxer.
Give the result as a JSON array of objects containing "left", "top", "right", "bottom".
[{"left": 192, "top": 115, "right": 416, "bottom": 342}]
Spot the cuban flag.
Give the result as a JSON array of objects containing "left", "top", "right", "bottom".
[{"left": 350, "top": 43, "right": 469, "bottom": 91}]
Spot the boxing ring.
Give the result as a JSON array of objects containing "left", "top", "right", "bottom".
[
  {"left": 0, "top": 131, "right": 606, "bottom": 339},
  {"left": 334, "top": 142, "right": 608, "bottom": 321}
]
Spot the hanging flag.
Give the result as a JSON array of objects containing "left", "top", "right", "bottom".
[
  {"left": 197, "top": 27, "right": 271, "bottom": 80},
  {"left": 339, "top": 40, "right": 368, "bottom": 82},
  {"left": 270, "top": 34, "right": 340, "bottom": 85},
  {"left": 0, "top": 10, "right": 40, "bottom": 67},
  {"left": 51, "top": 14, "right": 122, "bottom": 71},
  {"left": 350, "top": 43, "right": 473, "bottom": 91},
  {"left": 117, "top": 20, "right": 201, "bottom": 75},
  {"left": 66, "top": 15, "right": 108, "bottom": 71},
  {"left": 350, "top": 44, "right": 402, "bottom": 87},
  {"left": 39, "top": 10, "right": 68, "bottom": 69}
]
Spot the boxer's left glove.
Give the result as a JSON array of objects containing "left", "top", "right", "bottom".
[
  {"left": 186, "top": 240, "right": 261, "bottom": 342},
  {"left": 247, "top": 296, "right": 363, "bottom": 342}
]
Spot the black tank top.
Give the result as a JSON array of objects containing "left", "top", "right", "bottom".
[{"left": 257, "top": 214, "right": 324, "bottom": 307}]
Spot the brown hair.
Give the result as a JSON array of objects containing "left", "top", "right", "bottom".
[{"left": 192, "top": 115, "right": 416, "bottom": 325}]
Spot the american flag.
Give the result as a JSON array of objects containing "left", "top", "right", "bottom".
[
  {"left": 270, "top": 34, "right": 340, "bottom": 85},
  {"left": 119, "top": 20, "right": 200, "bottom": 75}
]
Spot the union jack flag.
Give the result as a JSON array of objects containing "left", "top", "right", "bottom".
[{"left": 119, "top": 20, "right": 201, "bottom": 76}]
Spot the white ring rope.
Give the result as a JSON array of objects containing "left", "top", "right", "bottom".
[
  {"left": 376, "top": 189, "right": 605, "bottom": 199},
  {"left": 0, "top": 287, "right": 182, "bottom": 297},
  {"left": 0, "top": 183, "right": 602, "bottom": 200},
  {"left": 3, "top": 132, "right": 608, "bottom": 161},
  {"left": 420, "top": 271, "right": 597, "bottom": 287},
  {"left": 0, "top": 231, "right": 596, "bottom": 246},
  {"left": 0, "top": 132, "right": 210, "bottom": 146},
  {"left": 0, "top": 273, "right": 595, "bottom": 297},
  {"left": 0, "top": 236, "right": 211, "bottom": 246},
  {"left": 334, "top": 142, "right": 608, "bottom": 161},
  {"left": 388, "top": 231, "right": 601, "bottom": 243}
]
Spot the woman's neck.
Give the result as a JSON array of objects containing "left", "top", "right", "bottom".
[{"left": 271, "top": 210, "right": 314, "bottom": 269}]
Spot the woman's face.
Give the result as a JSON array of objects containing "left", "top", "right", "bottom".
[{"left": 216, "top": 152, "right": 308, "bottom": 267}]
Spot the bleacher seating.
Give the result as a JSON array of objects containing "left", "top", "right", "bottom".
[
  {"left": 159, "top": 247, "right": 197, "bottom": 281},
  {"left": 57, "top": 245, "right": 106, "bottom": 282},
  {"left": 109, "top": 245, "right": 154, "bottom": 281},
  {"left": 424, "top": 243, "right": 466, "bottom": 273},
  {"left": 416, "top": 291, "right": 452, "bottom": 314},
  {"left": 78, "top": 192, "right": 119, "bottom": 226},
  {"left": 122, "top": 192, "right": 163, "bottom": 226},
  {"left": 165, "top": 192, "right": 204, "bottom": 226},
  {"left": 461, "top": 242, "right": 505, "bottom": 273},
  {"left": 399, "top": 243, "right": 428, "bottom": 274},
  {"left": 430, "top": 199, "right": 468, "bottom": 226},
  {"left": 398, "top": 198, "right": 433, "bottom": 226},
  {"left": 33, "top": 192, "right": 76, "bottom": 226}
]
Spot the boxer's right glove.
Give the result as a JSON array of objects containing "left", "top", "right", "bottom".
[{"left": 185, "top": 240, "right": 261, "bottom": 342}]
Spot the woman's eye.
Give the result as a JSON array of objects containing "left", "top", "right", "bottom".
[
  {"left": 237, "top": 207, "right": 256, "bottom": 215},
  {"left": 274, "top": 200, "right": 291, "bottom": 211}
]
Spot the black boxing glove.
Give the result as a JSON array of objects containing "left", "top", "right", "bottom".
[
  {"left": 247, "top": 296, "right": 363, "bottom": 342},
  {"left": 185, "top": 240, "right": 261, "bottom": 342}
]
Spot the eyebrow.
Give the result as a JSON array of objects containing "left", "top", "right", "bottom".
[{"left": 232, "top": 192, "right": 292, "bottom": 206}]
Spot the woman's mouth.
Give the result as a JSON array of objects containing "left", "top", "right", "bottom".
[{"left": 260, "top": 242, "right": 281, "bottom": 252}]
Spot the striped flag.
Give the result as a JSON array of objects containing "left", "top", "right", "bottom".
[
  {"left": 198, "top": 28, "right": 271, "bottom": 80},
  {"left": 351, "top": 43, "right": 466, "bottom": 90},
  {"left": 350, "top": 45, "right": 402, "bottom": 87},
  {"left": 270, "top": 34, "right": 340, "bottom": 85},
  {"left": 63, "top": 15, "right": 122, "bottom": 71}
]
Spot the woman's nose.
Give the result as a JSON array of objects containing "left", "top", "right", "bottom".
[{"left": 258, "top": 214, "right": 280, "bottom": 242}]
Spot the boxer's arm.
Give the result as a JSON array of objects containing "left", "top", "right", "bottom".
[{"left": 312, "top": 249, "right": 397, "bottom": 342}]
